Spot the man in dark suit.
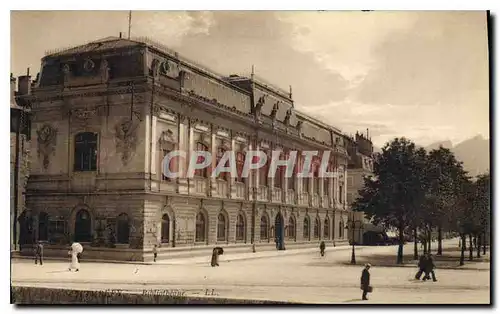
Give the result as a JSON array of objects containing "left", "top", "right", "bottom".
[
  {"left": 360, "top": 263, "right": 371, "bottom": 300},
  {"left": 319, "top": 241, "right": 326, "bottom": 257},
  {"left": 423, "top": 253, "right": 438, "bottom": 282},
  {"left": 415, "top": 254, "right": 427, "bottom": 280},
  {"left": 34, "top": 241, "right": 43, "bottom": 265}
]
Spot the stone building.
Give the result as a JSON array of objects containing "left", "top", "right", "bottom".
[
  {"left": 11, "top": 73, "right": 33, "bottom": 252},
  {"left": 346, "top": 132, "right": 374, "bottom": 244},
  {"left": 21, "top": 36, "right": 361, "bottom": 261}
]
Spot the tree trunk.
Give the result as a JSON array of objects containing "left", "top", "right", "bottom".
[
  {"left": 427, "top": 228, "right": 432, "bottom": 253},
  {"left": 413, "top": 228, "right": 418, "bottom": 260},
  {"left": 397, "top": 225, "right": 404, "bottom": 264},
  {"left": 477, "top": 233, "right": 481, "bottom": 258},
  {"left": 460, "top": 234, "right": 465, "bottom": 266},
  {"left": 437, "top": 226, "right": 443, "bottom": 255},
  {"left": 468, "top": 234, "right": 473, "bottom": 261},
  {"left": 483, "top": 230, "right": 487, "bottom": 255}
]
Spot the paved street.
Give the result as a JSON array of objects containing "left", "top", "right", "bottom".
[{"left": 11, "top": 240, "right": 490, "bottom": 304}]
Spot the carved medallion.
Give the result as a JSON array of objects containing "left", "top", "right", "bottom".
[
  {"left": 114, "top": 118, "right": 139, "bottom": 166},
  {"left": 36, "top": 124, "right": 58, "bottom": 170},
  {"left": 83, "top": 59, "right": 95, "bottom": 72}
]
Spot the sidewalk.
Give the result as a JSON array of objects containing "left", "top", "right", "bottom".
[{"left": 12, "top": 245, "right": 354, "bottom": 266}]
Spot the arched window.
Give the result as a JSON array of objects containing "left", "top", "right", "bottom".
[
  {"left": 217, "top": 213, "right": 227, "bottom": 242},
  {"left": 287, "top": 216, "right": 296, "bottom": 240},
  {"left": 195, "top": 142, "right": 209, "bottom": 178},
  {"left": 161, "top": 214, "right": 170, "bottom": 243},
  {"left": 195, "top": 213, "right": 206, "bottom": 242},
  {"left": 236, "top": 152, "right": 246, "bottom": 183},
  {"left": 303, "top": 216, "right": 310, "bottom": 240},
  {"left": 236, "top": 214, "right": 245, "bottom": 241},
  {"left": 38, "top": 212, "right": 49, "bottom": 241},
  {"left": 74, "top": 132, "right": 98, "bottom": 172},
  {"left": 74, "top": 209, "right": 92, "bottom": 242},
  {"left": 116, "top": 213, "right": 130, "bottom": 244},
  {"left": 324, "top": 217, "right": 330, "bottom": 239},
  {"left": 216, "top": 147, "right": 229, "bottom": 181},
  {"left": 260, "top": 215, "right": 269, "bottom": 240},
  {"left": 339, "top": 221, "right": 344, "bottom": 238},
  {"left": 313, "top": 217, "right": 320, "bottom": 239}
]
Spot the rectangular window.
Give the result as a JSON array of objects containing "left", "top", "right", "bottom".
[
  {"left": 161, "top": 149, "right": 171, "bottom": 181},
  {"left": 74, "top": 133, "right": 98, "bottom": 172},
  {"left": 260, "top": 152, "right": 269, "bottom": 186},
  {"left": 194, "top": 142, "right": 208, "bottom": 178},
  {"left": 216, "top": 147, "right": 228, "bottom": 181},
  {"left": 236, "top": 152, "right": 245, "bottom": 183}
]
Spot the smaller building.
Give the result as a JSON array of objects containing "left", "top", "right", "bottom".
[
  {"left": 345, "top": 131, "right": 374, "bottom": 245},
  {"left": 10, "top": 73, "right": 33, "bottom": 252}
]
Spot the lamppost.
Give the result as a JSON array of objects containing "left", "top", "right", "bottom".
[{"left": 347, "top": 212, "right": 362, "bottom": 264}]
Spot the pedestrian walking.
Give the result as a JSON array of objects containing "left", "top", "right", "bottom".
[
  {"left": 319, "top": 241, "right": 325, "bottom": 257},
  {"left": 423, "top": 253, "right": 437, "bottom": 282},
  {"left": 34, "top": 241, "right": 43, "bottom": 265},
  {"left": 210, "top": 247, "right": 223, "bottom": 267},
  {"left": 360, "top": 263, "right": 372, "bottom": 301},
  {"left": 153, "top": 245, "right": 158, "bottom": 262},
  {"left": 414, "top": 254, "right": 427, "bottom": 280},
  {"left": 68, "top": 243, "right": 83, "bottom": 272}
]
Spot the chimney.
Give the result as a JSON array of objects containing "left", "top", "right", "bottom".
[
  {"left": 18, "top": 75, "right": 32, "bottom": 96},
  {"left": 10, "top": 73, "right": 16, "bottom": 103},
  {"left": 17, "top": 68, "right": 31, "bottom": 95}
]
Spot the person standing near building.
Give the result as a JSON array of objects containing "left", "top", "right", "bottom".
[
  {"left": 68, "top": 246, "right": 80, "bottom": 272},
  {"left": 360, "top": 263, "right": 372, "bottom": 301},
  {"left": 153, "top": 244, "right": 158, "bottom": 263},
  {"left": 34, "top": 241, "right": 43, "bottom": 265},
  {"left": 319, "top": 241, "right": 325, "bottom": 257}
]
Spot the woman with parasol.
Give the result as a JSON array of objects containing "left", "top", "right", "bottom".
[{"left": 68, "top": 242, "right": 83, "bottom": 272}]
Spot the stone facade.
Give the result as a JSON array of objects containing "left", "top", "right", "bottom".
[{"left": 20, "top": 36, "right": 363, "bottom": 261}]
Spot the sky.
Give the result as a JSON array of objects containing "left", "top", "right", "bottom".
[{"left": 10, "top": 11, "right": 490, "bottom": 148}]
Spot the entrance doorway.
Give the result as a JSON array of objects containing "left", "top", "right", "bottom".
[
  {"left": 74, "top": 209, "right": 92, "bottom": 242},
  {"left": 274, "top": 212, "right": 285, "bottom": 250},
  {"left": 18, "top": 211, "right": 33, "bottom": 248}
]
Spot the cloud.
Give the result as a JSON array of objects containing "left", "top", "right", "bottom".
[
  {"left": 353, "top": 11, "right": 489, "bottom": 107},
  {"left": 171, "top": 11, "right": 350, "bottom": 106}
]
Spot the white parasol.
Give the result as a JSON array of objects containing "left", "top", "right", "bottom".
[{"left": 71, "top": 242, "right": 83, "bottom": 254}]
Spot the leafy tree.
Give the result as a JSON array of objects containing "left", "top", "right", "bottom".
[
  {"left": 423, "top": 147, "right": 467, "bottom": 255},
  {"left": 352, "top": 138, "right": 428, "bottom": 264}
]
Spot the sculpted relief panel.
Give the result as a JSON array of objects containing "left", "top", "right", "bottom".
[
  {"left": 36, "top": 124, "right": 58, "bottom": 170},
  {"left": 114, "top": 118, "right": 139, "bottom": 166}
]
